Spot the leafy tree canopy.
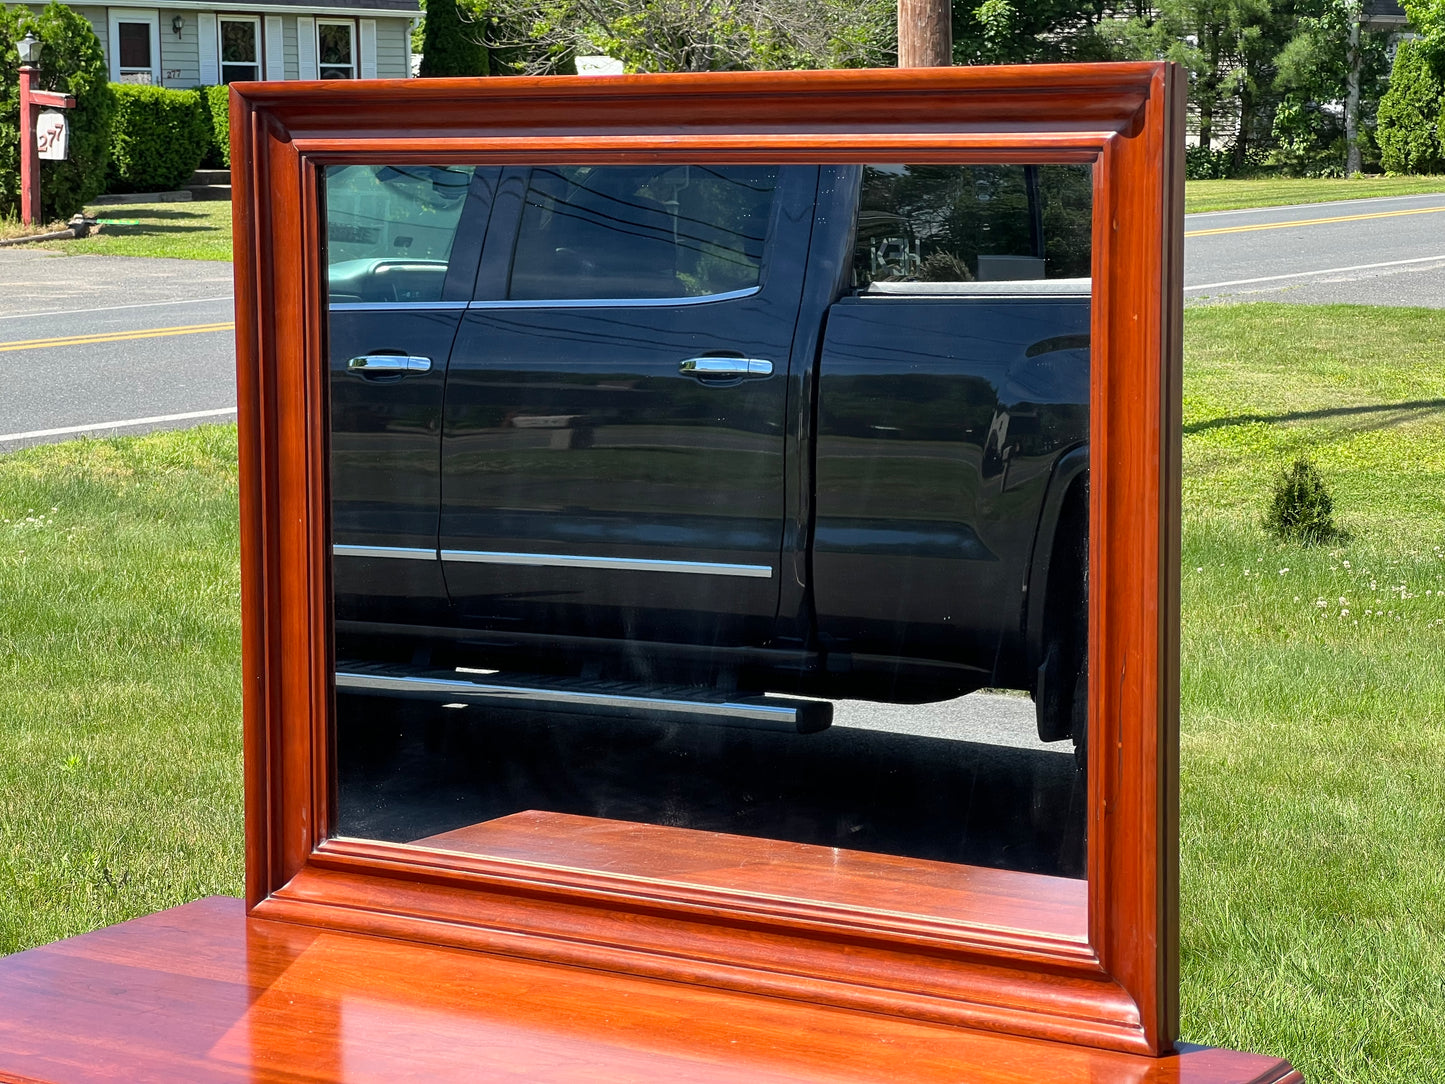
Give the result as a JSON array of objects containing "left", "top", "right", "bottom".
[{"left": 480, "top": 0, "right": 896, "bottom": 74}]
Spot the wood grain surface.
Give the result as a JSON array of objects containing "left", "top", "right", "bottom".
[
  {"left": 413, "top": 811, "right": 1088, "bottom": 938},
  {"left": 0, "top": 898, "right": 1300, "bottom": 1084}
]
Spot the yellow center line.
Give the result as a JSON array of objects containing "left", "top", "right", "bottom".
[
  {"left": 0, "top": 321, "right": 236, "bottom": 353},
  {"left": 1186, "top": 205, "right": 1445, "bottom": 237}
]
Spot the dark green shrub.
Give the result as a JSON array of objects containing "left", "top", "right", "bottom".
[
  {"left": 107, "top": 84, "right": 210, "bottom": 192},
  {"left": 0, "top": 7, "right": 17, "bottom": 217},
  {"left": 1269, "top": 96, "right": 1348, "bottom": 177},
  {"left": 419, "top": 0, "right": 491, "bottom": 76},
  {"left": 0, "top": 2, "right": 115, "bottom": 221},
  {"left": 1264, "top": 456, "right": 1340, "bottom": 545},
  {"left": 1185, "top": 145, "right": 1233, "bottom": 180},
  {"left": 1377, "top": 39, "right": 1445, "bottom": 174},
  {"left": 197, "top": 85, "right": 231, "bottom": 169}
]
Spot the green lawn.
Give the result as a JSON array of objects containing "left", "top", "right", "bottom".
[
  {"left": 0, "top": 427, "right": 243, "bottom": 952},
  {"left": 1178, "top": 304, "right": 1445, "bottom": 1081},
  {"left": 1185, "top": 175, "right": 1445, "bottom": 214},
  {"left": 0, "top": 201, "right": 232, "bottom": 260},
  {"left": 3, "top": 305, "right": 1445, "bottom": 1079}
]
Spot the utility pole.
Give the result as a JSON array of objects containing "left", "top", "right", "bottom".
[{"left": 898, "top": 0, "right": 952, "bottom": 67}]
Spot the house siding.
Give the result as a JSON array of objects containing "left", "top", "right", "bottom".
[
  {"left": 282, "top": 15, "right": 300, "bottom": 79},
  {"left": 374, "top": 16, "right": 407, "bottom": 79},
  {"left": 40, "top": 5, "right": 412, "bottom": 86},
  {"left": 70, "top": 6, "right": 112, "bottom": 70},
  {"left": 158, "top": 8, "right": 201, "bottom": 86}
]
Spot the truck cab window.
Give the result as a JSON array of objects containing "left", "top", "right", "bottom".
[
  {"left": 852, "top": 164, "right": 1092, "bottom": 289},
  {"left": 325, "top": 165, "right": 475, "bottom": 304},
  {"left": 508, "top": 165, "right": 778, "bottom": 301}
]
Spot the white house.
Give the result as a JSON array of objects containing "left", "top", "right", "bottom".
[{"left": 57, "top": 0, "right": 418, "bottom": 87}]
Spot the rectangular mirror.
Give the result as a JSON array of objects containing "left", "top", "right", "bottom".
[
  {"left": 233, "top": 64, "right": 1182, "bottom": 1058},
  {"left": 326, "top": 159, "right": 1093, "bottom": 924}
]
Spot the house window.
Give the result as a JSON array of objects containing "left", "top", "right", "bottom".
[
  {"left": 318, "top": 21, "right": 356, "bottom": 79},
  {"left": 108, "top": 11, "right": 159, "bottom": 84},
  {"left": 220, "top": 17, "right": 261, "bottom": 83}
]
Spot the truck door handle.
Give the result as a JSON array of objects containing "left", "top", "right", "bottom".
[
  {"left": 347, "top": 355, "right": 433, "bottom": 377},
  {"left": 679, "top": 357, "right": 774, "bottom": 380}
]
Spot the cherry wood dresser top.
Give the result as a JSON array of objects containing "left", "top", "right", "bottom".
[{"left": 0, "top": 897, "right": 1298, "bottom": 1083}]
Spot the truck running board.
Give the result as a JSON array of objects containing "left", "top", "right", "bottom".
[{"left": 334, "top": 662, "right": 833, "bottom": 734}]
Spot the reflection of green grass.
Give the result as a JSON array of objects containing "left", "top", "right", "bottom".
[
  {"left": 1179, "top": 304, "right": 1445, "bottom": 1081},
  {"left": 1185, "top": 175, "right": 1445, "bottom": 214},
  {"left": 28, "top": 202, "right": 233, "bottom": 261}
]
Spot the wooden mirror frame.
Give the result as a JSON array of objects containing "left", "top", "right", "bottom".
[{"left": 233, "top": 62, "right": 1184, "bottom": 1057}]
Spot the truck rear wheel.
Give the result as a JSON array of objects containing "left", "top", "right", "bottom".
[{"left": 1034, "top": 479, "right": 1087, "bottom": 764}]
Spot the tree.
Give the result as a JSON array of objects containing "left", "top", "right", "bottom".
[
  {"left": 0, "top": 2, "right": 114, "bottom": 221},
  {"left": 951, "top": 0, "right": 1114, "bottom": 65},
  {"left": 1399, "top": 0, "right": 1445, "bottom": 43},
  {"left": 419, "top": 0, "right": 492, "bottom": 76},
  {"left": 1272, "top": 0, "right": 1388, "bottom": 175},
  {"left": 480, "top": 0, "right": 896, "bottom": 74},
  {"left": 1098, "top": 0, "right": 1394, "bottom": 175},
  {"left": 1376, "top": 38, "right": 1445, "bottom": 173}
]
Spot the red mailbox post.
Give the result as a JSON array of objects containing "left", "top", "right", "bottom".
[{"left": 16, "top": 31, "right": 77, "bottom": 227}]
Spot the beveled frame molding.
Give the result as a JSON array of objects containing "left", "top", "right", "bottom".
[{"left": 232, "top": 63, "right": 1184, "bottom": 1056}]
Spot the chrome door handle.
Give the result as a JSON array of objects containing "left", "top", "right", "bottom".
[
  {"left": 679, "top": 357, "right": 774, "bottom": 379},
  {"left": 347, "top": 355, "right": 433, "bottom": 376}
]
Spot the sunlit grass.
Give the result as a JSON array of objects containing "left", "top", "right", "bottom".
[
  {"left": 2, "top": 305, "right": 1445, "bottom": 1078},
  {"left": 0, "top": 426, "right": 242, "bottom": 952},
  {"left": 1185, "top": 175, "right": 1445, "bottom": 214},
  {"left": 18, "top": 201, "right": 234, "bottom": 261},
  {"left": 1178, "top": 303, "right": 1445, "bottom": 1081}
]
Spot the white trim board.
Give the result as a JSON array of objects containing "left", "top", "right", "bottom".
[{"left": 107, "top": 8, "right": 161, "bottom": 84}]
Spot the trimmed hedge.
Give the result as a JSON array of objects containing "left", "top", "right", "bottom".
[
  {"left": 107, "top": 84, "right": 210, "bottom": 192},
  {"left": 0, "top": 8, "right": 16, "bottom": 216},
  {"left": 1377, "top": 39, "right": 1445, "bottom": 174},
  {"left": 0, "top": 2, "right": 115, "bottom": 220},
  {"left": 199, "top": 84, "right": 230, "bottom": 169}
]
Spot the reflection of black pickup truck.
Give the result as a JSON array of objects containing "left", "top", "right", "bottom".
[{"left": 327, "top": 161, "right": 1091, "bottom": 746}]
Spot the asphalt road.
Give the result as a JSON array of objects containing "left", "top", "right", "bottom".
[
  {"left": 0, "top": 248, "right": 235, "bottom": 450},
  {"left": 1185, "top": 191, "right": 1445, "bottom": 305},
  {"left": 3, "top": 191, "right": 1444, "bottom": 451}
]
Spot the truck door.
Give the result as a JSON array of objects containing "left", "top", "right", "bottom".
[
  {"left": 439, "top": 164, "right": 816, "bottom": 654},
  {"left": 326, "top": 165, "right": 496, "bottom": 628},
  {"left": 811, "top": 164, "right": 1092, "bottom": 694}
]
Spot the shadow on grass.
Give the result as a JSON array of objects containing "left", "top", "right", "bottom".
[
  {"left": 92, "top": 223, "right": 219, "bottom": 237},
  {"left": 88, "top": 206, "right": 229, "bottom": 235},
  {"left": 100, "top": 208, "right": 202, "bottom": 218},
  {"left": 1184, "top": 398, "right": 1445, "bottom": 435}
]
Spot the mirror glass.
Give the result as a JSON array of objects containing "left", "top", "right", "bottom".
[{"left": 324, "top": 160, "right": 1091, "bottom": 932}]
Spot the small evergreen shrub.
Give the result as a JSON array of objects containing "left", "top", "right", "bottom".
[
  {"left": 1377, "top": 39, "right": 1445, "bottom": 174},
  {"left": 197, "top": 85, "right": 231, "bottom": 169},
  {"left": 1264, "top": 456, "right": 1340, "bottom": 545},
  {"left": 0, "top": 2, "right": 115, "bottom": 220},
  {"left": 107, "top": 84, "right": 210, "bottom": 192}
]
